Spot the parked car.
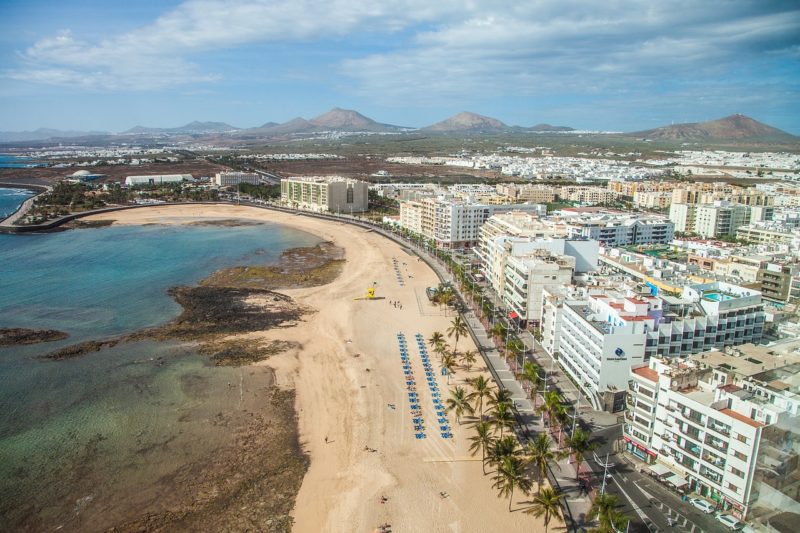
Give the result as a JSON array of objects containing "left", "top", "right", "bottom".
[
  {"left": 689, "top": 498, "right": 715, "bottom": 514},
  {"left": 717, "top": 514, "right": 745, "bottom": 530}
]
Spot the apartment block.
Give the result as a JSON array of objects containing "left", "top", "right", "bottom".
[
  {"left": 280, "top": 176, "right": 369, "bottom": 213},
  {"left": 502, "top": 250, "right": 575, "bottom": 322},
  {"left": 214, "top": 171, "right": 261, "bottom": 187},
  {"left": 542, "top": 281, "right": 765, "bottom": 411},
  {"left": 626, "top": 350, "right": 800, "bottom": 520},
  {"left": 694, "top": 202, "right": 751, "bottom": 238},
  {"left": 567, "top": 215, "right": 675, "bottom": 247}
]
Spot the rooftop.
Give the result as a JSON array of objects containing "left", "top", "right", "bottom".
[
  {"left": 720, "top": 408, "right": 765, "bottom": 428},
  {"left": 633, "top": 366, "right": 659, "bottom": 383}
]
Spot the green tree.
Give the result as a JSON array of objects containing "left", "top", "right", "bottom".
[
  {"left": 538, "top": 390, "right": 566, "bottom": 431},
  {"left": 460, "top": 349, "right": 478, "bottom": 371},
  {"left": 588, "top": 493, "right": 630, "bottom": 533},
  {"left": 441, "top": 353, "right": 457, "bottom": 384},
  {"left": 428, "top": 331, "right": 444, "bottom": 352},
  {"left": 445, "top": 386, "right": 474, "bottom": 424},
  {"left": 517, "top": 360, "right": 542, "bottom": 408},
  {"left": 447, "top": 315, "right": 468, "bottom": 355},
  {"left": 468, "top": 420, "right": 495, "bottom": 474},
  {"left": 491, "top": 402, "right": 515, "bottom": 438},
  {"left": 525, "top": 433, "right": 557, "bottom": 495},
  {"left": 468, "top": 375, "right": 493, "bottom": 420},
  {"left": 488, "top": 388, "right": 514, "bottom": 412},
  {"left": 492, "top": 455, "right": 532, "bottom": 512},
  {"left": 525, "top": 487, "right": 565, "bottom": 533},
  {"left": 564, "top": 428, "right": 597, "bottom": 480}
]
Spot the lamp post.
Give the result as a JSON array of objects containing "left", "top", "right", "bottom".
[{"left": 593, "top": 452, "right": 615, "bottom": 497}]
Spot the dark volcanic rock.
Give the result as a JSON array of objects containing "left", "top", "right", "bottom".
[{"left": 0, "top": 328, "right": 69, "bottom": 346}]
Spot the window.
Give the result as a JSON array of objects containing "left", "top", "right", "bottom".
[
  {"left": 736, "top": 434, "right": 748, "bottom": 444},
  {"left": 730, "top": 466, "right": 745, "bottom": 478},
  {"left": 727, "top": 482, "right": 740, "bottom": 493},
  {"left": 733, "top": 450, "right": 747, "bottom": 462}
]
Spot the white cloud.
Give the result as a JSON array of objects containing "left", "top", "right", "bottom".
[{"left": 5, "top": 0, "right": 799, "bottom": 101}]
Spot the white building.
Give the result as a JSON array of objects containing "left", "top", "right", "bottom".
[
  {"left": 125, "top": 174, "right": 192, "bottom": 186},
  {"left": 694, "top": 202, "right": 752, "bottom": 238},
  {"left": 542, "top": 281, "right": 765, "bottom": 411},
  {"left": 503, "top": 250, "right": 575, "bottom": 322},
  {"left": 215, "top": 171, "right": 261, "bottom": 187},
  {"left": 280, "top": 176, "right": 369, "bottom": 213},
  {"left": 567, "top": 215, "right": 675, "bottom": 246},
  {"left": 398, "top": 196, "right": 546, "bottom": 249},
  {"left": 626, "top": 352, "right": 800, "bottom": 521}
]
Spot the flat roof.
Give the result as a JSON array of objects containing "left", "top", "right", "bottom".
[
  {"left": 633, "top": 366, "right": 659, "bottom": 383},
  {"left": 720, "top": 408, "right": 764, "bottom": 428}
]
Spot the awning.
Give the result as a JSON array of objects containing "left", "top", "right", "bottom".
[
  {"left": 648, "top": 463, "right": 671, "bottom": 477},
  {"left": 508, "top": 311, "right": 519, "bottom": 319},
  {"left": 666, "top": 473, "right": 688, "bottom": 487}
]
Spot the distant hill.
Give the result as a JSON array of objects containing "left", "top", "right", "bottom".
[
  {"left": 628, "top": 114, "right": 797, "bottom": 142},
  {"left": 122, "top": 121, "right": 240, "bottom": 135},
  {"left": 423, "top": 112, "right": 508, "bottom": 132},
  {"left": 239, "top": 108, "right": 406, "bottom": 136},
  {"left": 528, "top": 123, "right": 575, "bottom": 132},
  {"left": 309, "top": 107, "right": 405, "bottom": 132},
  {"left": 0, "top": 128, "right": 109, "bottom": 143}
]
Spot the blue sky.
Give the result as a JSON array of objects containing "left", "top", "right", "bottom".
[{"left": 1, "top": 0, "right": 798, "bottom": 133}]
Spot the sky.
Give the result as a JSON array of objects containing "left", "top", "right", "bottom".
[{"left": 0, "top": 0, "right": 798, "bottom": 133}]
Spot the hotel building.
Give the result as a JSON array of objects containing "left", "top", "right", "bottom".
[{"left": 280, "top": 176, "right": 369, "bottom": 213}]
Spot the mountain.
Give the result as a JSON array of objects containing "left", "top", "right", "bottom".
[
  {"left": 122, "top": 121, "right": 239, "bottom": 135},
  {"left": 259, "top": 121, "right": 279, "bottom": 129},
  {"left": 629, "top": 114, "right": 797, "bottom": 142},
  {"left": 528, "top": 123, "right": 575, "bottom": 132},
  {"left": 0, "top": 128, "right": 109, "bottom": 143},
  {"left": 309, "top": 107, "right": 405, "bottom": 132},
  {"left": 423, "top": 112, "right": 508, "bottom": 132}
]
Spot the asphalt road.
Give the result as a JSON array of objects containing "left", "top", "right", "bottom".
[{"left": 580, "top": 427, "right": 726, "bottom": 533}]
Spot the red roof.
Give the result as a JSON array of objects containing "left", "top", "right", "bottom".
[
  {"left": 720, "top": 384, "right": 742, "bottom": 393},
  {"left": 720, "top": 408, "right": 764, "bottom": 428},
  {"left": 633, "top": 366, "right": 658, "bottom": 383}
]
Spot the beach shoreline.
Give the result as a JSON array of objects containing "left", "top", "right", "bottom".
[{"left": 82, "top": 204, "right": 543, "bottom": 532}]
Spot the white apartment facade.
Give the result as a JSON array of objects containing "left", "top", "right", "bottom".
[
  {"left": 568, "top": 216, "right": 675, "bottom": 246},
  {"left": 280, "top": 176, "right": 369, "bottom": 213},
  {"left": 503, "top": 251, "right": 575, "bottom": 322},
  {"left": 694, "top": 202, "right": 751, "bottom": 238},
  {"left": 215, "top": 171, "right": 261, "bottom": 187},
  {"left": 543, "top": 282, "right": 765, "bottom": 411},
  {"left": 626, "top": 354, "right": 800, "bottom": 520}
]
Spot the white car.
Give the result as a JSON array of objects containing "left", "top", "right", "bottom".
[
  {"left": 717, "top": 514, "right": 745, "bottom": 530},
  {"left": 689, "top": 498, "right": 715, "bottom": 514}
]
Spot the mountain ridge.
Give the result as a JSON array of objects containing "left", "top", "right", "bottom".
[{"left": 628, "top": 114, "right": 797, "bottom": 142}]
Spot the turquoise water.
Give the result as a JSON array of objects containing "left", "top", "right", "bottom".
[
  {"left": 0, "top": 154, "right": 43, "bottom": 168},
  {"left": 0, "top": 186, "right": 34, "bottom": 218},
  {"left": 0, "top": 220, "right": 322, "bottom": 530}
]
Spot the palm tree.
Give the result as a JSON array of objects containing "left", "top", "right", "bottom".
[
  {"left": 445, "top": 386, "right": 474, "bottom": 424},
  {"left": 447, "top": 315, "right": 468, "bottom": 355},
  {"left": 488, "top": 388, "right": 514, "bottom": 412},
  {"left": 489, "top": 322, "right": 506, "bottom": 347},
  {"left": 538, "top": 390, "right": 565, "bottom": 429},
  {"left": 525, "top": 433, "right": 556, "bottom": 495},
  {"left": 587, "top": 493, "right": 628, "bottom": 532},
  {"left": 492, "top": 455, "right": 532, "bottom": 512},
  {"left": 460, "top": 349, "right": 477, "bottom": 371},
  {"left": 428, "top": 331, "right": 444, "bottom": 352},
  {"left": 468, "top": 421, "right": 496, "bottom": 474},
  {"left": 433, "top": 340, "right": 449, "bottom": 363},
  {"left": 517, "top": 360, "right": 542, "bottom": 407},
  {"left": 525, "top": 487, "right": 564, "bottom": 533},
  {"left": 468, "top": 375, "right": 493, "bottom": 420},
  {"left": 441, "top": 353, "right": 457, "bottom": 384},
  {"left": 492, "top": 402, "right": 515, "bottom": 437},
  {"left": 564, "top": 428, "right": 597, "bottom": 480},
  {"left": 486, "top": 434, "right": 522, "bottom": 474}
]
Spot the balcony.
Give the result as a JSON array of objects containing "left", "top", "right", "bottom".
[
  {"left": 678, "top": 440, "right": 701, "bottom": 458},
  {"left": 704, "top": 436, "right": 728, "bottom": 453},
  {"left": 699, "top": 466, "right": 723, "bottom": 485},
  {"left": 682, "top": 409, "right": 704, "bottom": 425},
  {"left": 706, "top": 422, "right": 731, "bottom": 437},
  {"left": 702, "top": 452, "right": 726, "bottom": 470}
]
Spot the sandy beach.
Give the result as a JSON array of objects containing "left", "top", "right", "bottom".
[{"left": 87, "top": 204, "right": 543, "bottom": 532}]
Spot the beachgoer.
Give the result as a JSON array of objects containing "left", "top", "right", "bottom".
[{"left": 325, "top": 435, "right": 328, "bottom": 443}]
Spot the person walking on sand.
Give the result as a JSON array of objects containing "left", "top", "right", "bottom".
[{"left": 325, "top": 435, "right": 329, "bottom": 444}]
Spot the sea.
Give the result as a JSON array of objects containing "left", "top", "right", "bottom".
[
  {"left": 0, "top": 154, "right": 43, "bottom": 168},
  {"left": 0, "top": 186, "right": 35, "bottom": 219},
  {"left": 0, "top": 206, "right": 322, "bottom": 529}
]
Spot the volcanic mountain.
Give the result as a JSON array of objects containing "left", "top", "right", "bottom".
[
  {"left": 423, "top": 112, "right": 508, "bottom": 132},
  {"left": 628, "top": 114, "right": 797, "bottom": 142},
  {"left": 123, "top": 121, "right": 240, "bottom": 135},
  {"left": 529, "top": 123, "right": 575, "bottom": 132}
]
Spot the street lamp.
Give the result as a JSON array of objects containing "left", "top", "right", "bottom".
[{"left": 593, "top": 451, "right": 615, "bottom": 497}]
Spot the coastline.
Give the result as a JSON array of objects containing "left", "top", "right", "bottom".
[{"left": 83, "top": 204, "right": 543, "bottom": 532}]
